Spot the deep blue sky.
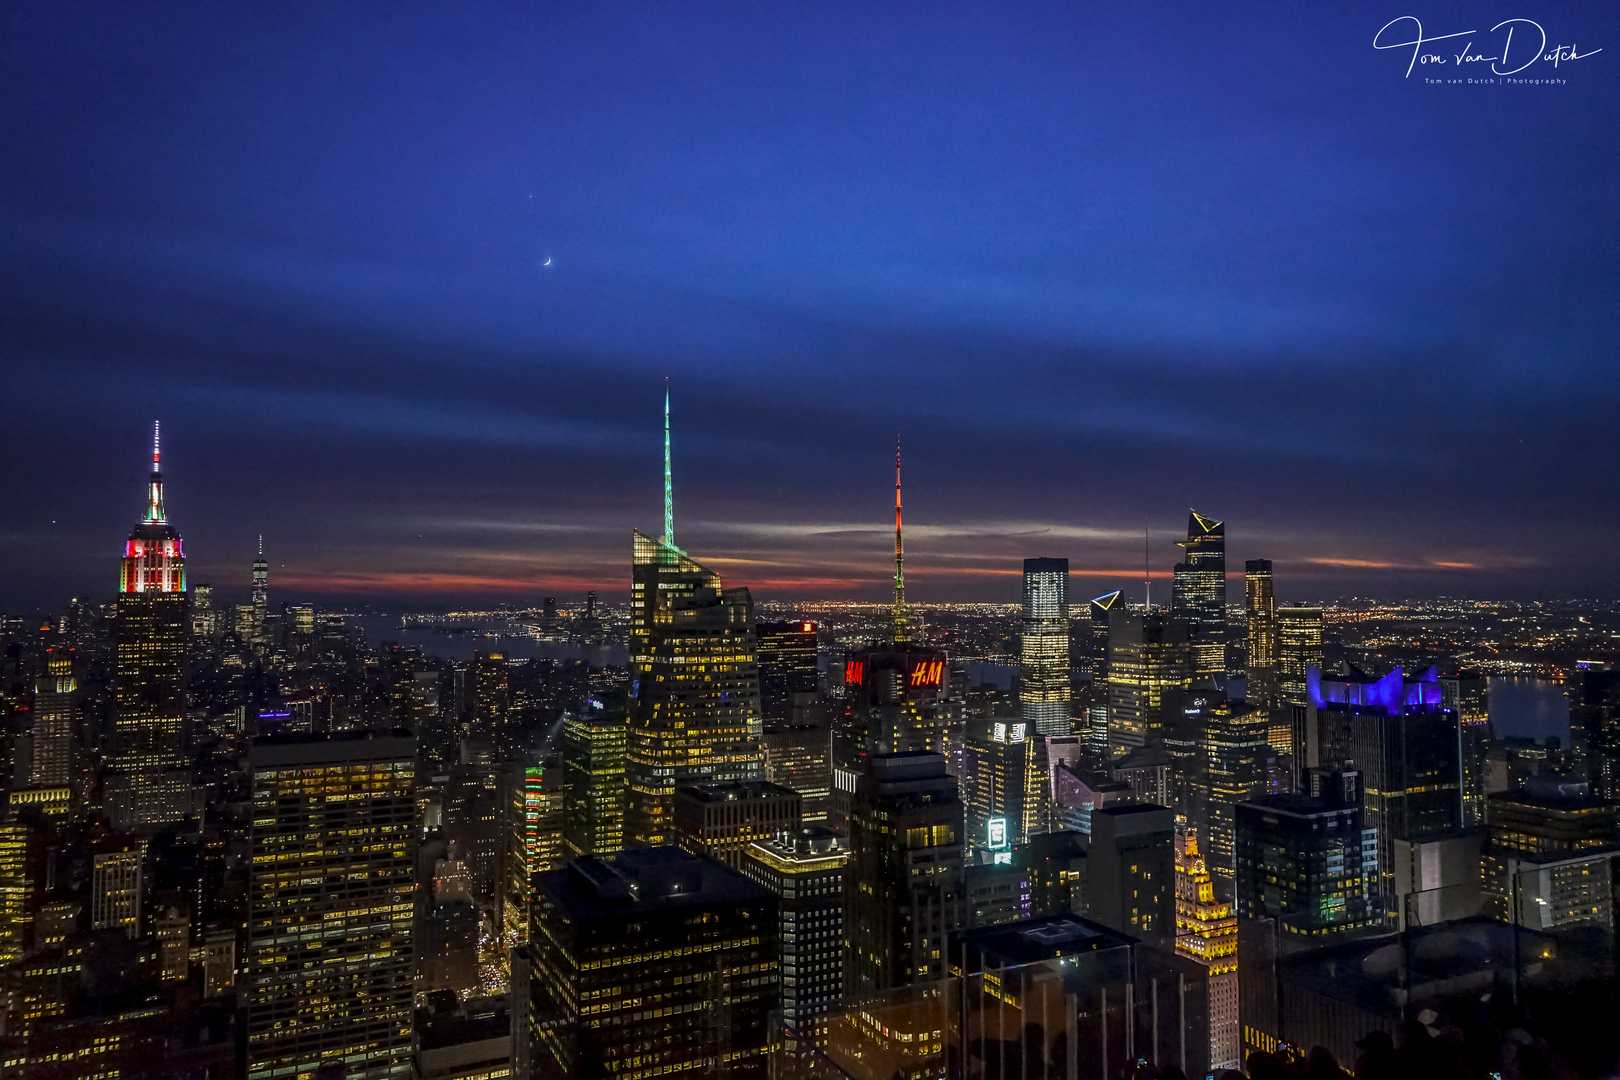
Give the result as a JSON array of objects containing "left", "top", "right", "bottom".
[{"left": 2, "top": 1, "right": 1616, "bottom": 610}]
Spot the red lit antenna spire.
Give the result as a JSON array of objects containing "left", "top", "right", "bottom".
[{"left": 892, "top": 436, "right": 909, "bottom": 644}]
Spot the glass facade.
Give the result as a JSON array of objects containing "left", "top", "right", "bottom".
[
  {"left": 1105, "top": 612, "right": 1191, "bottom": 760},
  {"left": 563, "top": 704, "right": 628, "bottom": 857},
  {"left": 1171, "top": 511, "right": 1225, "bottom": 680},
  {"left": 626, "top": 530, "right": 765, "bottom": 847},
  {"left": 1019, "top": 558, "right": 1071, "bottom": 737}
]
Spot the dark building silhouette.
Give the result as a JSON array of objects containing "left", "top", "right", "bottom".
[
  {"left": 843, "top": 752, "right": 964, "bottom": 994},
  {"left": 528, "top": 847, "right": 778, "bottom": 1079},
  {"left": 1088, "top": 803, "right": 1175, "bottom": 943}
]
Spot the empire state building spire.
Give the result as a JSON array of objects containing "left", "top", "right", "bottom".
[
  {"left": 122, "top": 421, "right": 185, "bottom": 595},
  {"left": 891, "top": 439, "right": 909, "bottom": 644},
  {"left": 145, "top": 421, "right": 166, "bottom": 524}
]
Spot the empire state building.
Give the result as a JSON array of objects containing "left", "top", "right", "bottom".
[{"left": 111, "top": 424, "right": 189, "bottom": 776}]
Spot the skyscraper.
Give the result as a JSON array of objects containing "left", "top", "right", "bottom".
[
  {"left": 843, "top": 752, "right": 964, "bottom": 994},
  {"left": 963, "top": 718, "right": 1045, "bottom": 852},
  {"left": 528, "top": 848, "right": 778, "bottom": 1079},
  {"left": 757, "top": 620, "right": 819, "bottom": 724},
  {"left": 1172, "top": 510, "right": 1226, "bottom": 681},
  {"left": 1244, "top": 559, "right": 1277, "bottom": 710},
  {"left": 1019, "top": 557, "right": 1071, "bottom": 737},
  {"left": 1087, "top": 589, "right": 1125, "bottom": 757},
  {"left": 246, "top": 732, "right": 416, "bottom": 1080},
  {"left": 672, "top": 780, "right": 803, "bottom": 870},
  {"left": 1276, "top": 604, "right": 1324, "bottom": 758},
  {"left": 1089, "top": 802, "right": 1176, "bottom": 942},
  {"left": 1176, "top": 828, "right": 1240, "bottom": 1073},
  {"left": 562, "top": 704, "right": 627, "bottom": 858},
  {"left": 739, "top": 828, "right": 847, "bottom": 1037},
  {"left": 112, "top": 423, "right": 189, "bottom": 777},
  {"left": 625, "top": 384, "right": 765, "bottom": 847},
  {"left": 1441, "top": 669, "right": 1491, "bottom": 829},
  {"left": 759, "top": 620, "right": 832, "bottom": 821},
  {"left": 29, "top": 645, "right": 78, "bottom": 789},
  {"left": 1106, "top": 611, "right": 1192, "bottom": 759},
  {"left": 1308, "top": 664, "right": 1461, "bottom": 911},
  {"left": 1193, "top": 699, "right": 1272, "bottom": 880},
  {"left": 501, "top": 760, "right": 564, "bottom": 947},
  {"left": 251, "top": 534, "right": 269, "bottom": 632},
  {"left": 1234, "top": 768, "right": 1379, "bottom": 934}
]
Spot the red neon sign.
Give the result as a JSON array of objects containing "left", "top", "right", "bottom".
[
  {"left": 908, "top": 660, "right": 944, "bottom": 687},
  {"left": 845, "top": 661, "right": 864, "bottom": 686}
]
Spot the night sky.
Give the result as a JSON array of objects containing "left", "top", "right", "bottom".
[{"left": 3, "top": 1, "right": 1616, "bottom": 611}]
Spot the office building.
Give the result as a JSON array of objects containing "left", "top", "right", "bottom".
[
  {"left": 758, "top": 621, "right": 832, "bottom": 822},
  {"left": 1089, "top": 803, "right": 1175, "bottom": 942},
  {"left": 1308, "top": 664, "right": 1461, "bottom": 907},
  {"left": 562, "top": 704, "right": 627, "bottom": 858},
  {"left": 1175, "top": 829, "right": 1240, "bottom": 1072},
  {"left": 625, "top": 398, "right": 766, "bottom": 846},
  {"left": 740, "top": 827, "right": 847, "bottom": 1035},
  {"left": 91, "top": 847, "right": 143, "bottom": 939},
  {"left": 1019, "top": 557, "right": 1071, "bottom": 737},
  {"left": 111, "top": 424, "right": 189, "bottom": 779},
  {"left": 1481, "top": 776, "right": 1619, "bottom": 929},
  {"left": 952, "top": 913, "right": 1211, "bottom": 1080},
  {"left": 1276, "top": 605, "right": 1323, "bottom": 757},
  {"left": 528, "top": 847, "right": 778, "bottom": 1080},
  {"left": 28, "top": 645, "right": 77, "bottom": 789},
  {"left": 844, "top": 752, "right": 965, "bottom": 994},
  {"left": 1087, "top": 590, "right": 1124, "bottom": 756},
  {"left": 501, "top": 761, "right": 564, "bottom": 947},
  {"left": 1197, "top": 699, "right": 1272, "bottom": 880},
  {"left": 1020, "top": 828, "right": 1089, "bottom": 918},
  {"left": 0, "top": 823, "right": 39, "bottom": 964},
  {"left": 964, "top": 857, "right": 1032, "bottom": 928},
  {"left": 963, "top": 718, "right": 1045, "bottom": 853},
  {"left": 758, "top": 620, "right": 819, "bottom": 724},
  {"left": 832, "top": 642, "right": 958, "bottom": 832},
  {"left": 1244, "top": 560, "right": 1277, "bottom": 711},
  {"left": 246, "top": 732, "right": 416, "bottom": 1080},
  {"left": 471, "top": 650, "right": 509, "bottom": 733},
  {"left": 1441, "top": 669, "right": 1491, "bottom": 829},
  {"left": 1171, "top": 511, "right": 1226, "bottom": 680},
  {"left": 1233, "top": 768, "right": 1380, "bottom": 935},
  {"left": 1106, "top": 611, "right": 1191, "bottom": 759},
  {"left": 672, "top": 780, "right": 802, "bottom": 870},
  {"left": 1110, "top": 744, "right": 1173, "bottom": 808}
]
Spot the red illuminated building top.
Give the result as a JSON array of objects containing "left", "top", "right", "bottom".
[{"left": 120, "top": 422, "right": 186, "bottom": 595}]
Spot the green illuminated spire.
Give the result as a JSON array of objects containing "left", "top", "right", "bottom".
[{"left": 663, "top": 379, "right": 674, "bottom": 546}]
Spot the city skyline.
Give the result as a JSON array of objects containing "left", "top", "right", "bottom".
[{"left": 3, "top": 3, "right": 1617, "bottom": 608}]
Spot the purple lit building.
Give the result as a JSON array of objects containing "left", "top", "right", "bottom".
[{"left": 1300, "top": 664, "right": 1462, "bottom": 918}]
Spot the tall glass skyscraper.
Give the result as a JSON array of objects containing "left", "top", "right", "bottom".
[
  {"left": 1019, "top": 557, "right": 1071, "bottom": 737},
  {"left": 1244, "top": 559, "right": 1277, "bottom": 708},
  {"left": 625, "top": 386, "right": 764, "bottom": 847},
  {"left": 1106, "top": 611, "right": 1192, "bottom": 759},
  {"left": 1171, "top": 510, "right": 1226, "bottom": 681}
]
